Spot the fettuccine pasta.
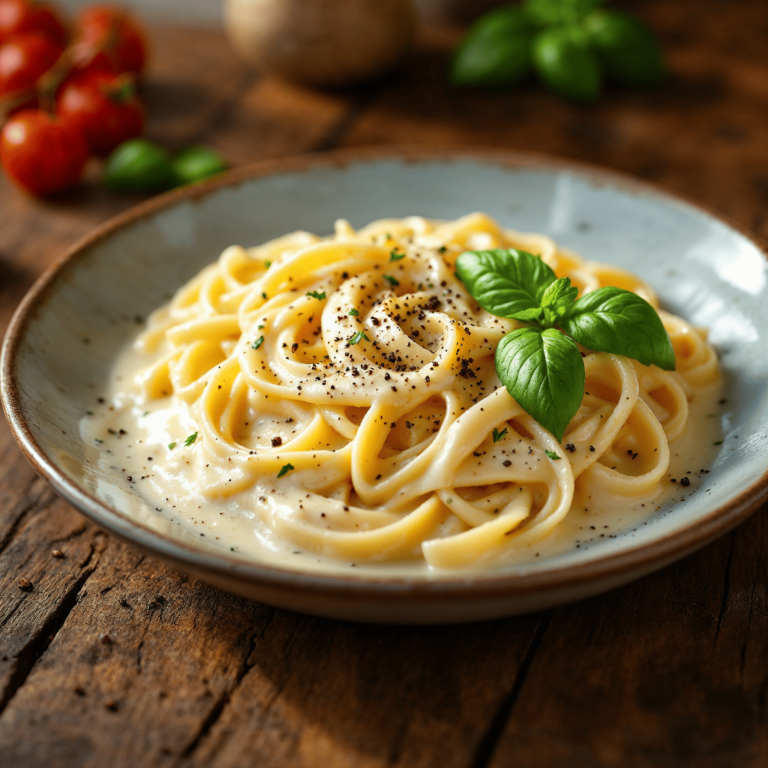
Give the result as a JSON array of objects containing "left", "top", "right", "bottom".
[{"left": 92, "top": 213, "right": 720, "bottom": 569}]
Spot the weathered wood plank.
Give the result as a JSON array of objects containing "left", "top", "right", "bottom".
[
  {"left": 142, "top": 25, "right": 258, "bottom": 152},
  {"left": 0, "top": 495, "right": 107, "bottom": 712},
  {"left": 185, "top": 611, "right": 545, "bottom": 768},
  {"left": 487, "top": 512, "right": 768, "bottom": 768},
  {"left": 0, "top": 539, "right": 273, "bottom": 767},
  {"left": 203, "top": 76, "right": 362, "bottom": 166}
]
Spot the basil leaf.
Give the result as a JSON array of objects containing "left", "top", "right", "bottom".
[
  {"left": 525, "top": 0, "right": 604, "bottom": 25},
  {"left": 560, "top": 286, "right": 675, "bottom": 370},
  {"left": 172, "top": 146, "right": 227, "bottom": 186},
  {"left": 456, "top": 249, "right": 556, "bottom": 321},
  {"left": 532, "top": 26, "right": 602, "bottom": 104},
  {"left": 103, "top": 139, "right": 177, "bottom": 193},
  {"left": 583, "top": 10, "right": 665, "bottom": 87},
  {"left": 510, "top": 307, "right": 545, "bottom": 323},
  {"left": 540, "top": 276, "right": 578, "bottom": 317},
  {"left": 495, "top": 327, "right": 585, "bottom": 441},
  {"left": 450, "top": 7, "right": 537, "bottom": 88}
]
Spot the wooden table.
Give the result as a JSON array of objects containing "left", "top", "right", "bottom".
[{"left": 1, "top": 3, "right": 767, "bottom": 766}]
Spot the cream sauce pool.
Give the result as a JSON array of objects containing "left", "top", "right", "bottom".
[{"left": 81, "top": 342, "right": 725, "bottom": 578}]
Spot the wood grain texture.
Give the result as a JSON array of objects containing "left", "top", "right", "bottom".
[
  {"left": 488, "top": 519, "right": 768, "bottom": 768},
  {"left": 185, "top": 612, "right": 546, "bottom": 768},
  {"left": 0, "top": 495, "right": 106, "bottom": 713},
  {"left": 0, "top": 540, "right": 273, "bottom": 767},
  {"left": 1, "top": 4, "right": 767, "bottom": 766}
]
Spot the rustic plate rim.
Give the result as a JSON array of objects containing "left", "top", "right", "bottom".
[{"left": 3, "top": 144, "right": 768, "bottom": 601}]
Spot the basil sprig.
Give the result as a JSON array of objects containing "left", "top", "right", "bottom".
[
  {"left": 456, "top": 248, "right": 674, "bottom": 441},
  {"left": 450, "top": 0, "right": 664, "bottom": 102}
]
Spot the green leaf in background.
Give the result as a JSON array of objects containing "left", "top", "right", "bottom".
[
  {"left": 495, "top": 327, "right": 586, "bottom": 441},
  {"left": 524, "top": 0, "right": 604, "bottom": 26},
  {"left": 172, "top": 146, "right": 228, "bottom": 186},
  {"left": 583, "top": 10, "right": 665, "bottom": 86},
  {"left": 456, "top": 249, "right": 556, "bottom": 321},
  {"left": 532, "top": 26, "right": 602, "bottom": 103},
  {"left": 450, "top": 6, "right": 538, "bottom": 87},
  {"left": 560, "top": 286, "right": 675, "bottom": 369},
  {"left": 103, "top": 139, "right": 177, "bottom": 193}
]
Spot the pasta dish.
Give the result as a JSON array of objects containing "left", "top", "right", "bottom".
[{"left": 87, "top": 213, "right": 721, "bottom": 570}]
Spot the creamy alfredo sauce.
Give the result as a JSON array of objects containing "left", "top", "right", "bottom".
[{"left": 81, "top": 342, "right": 723, "bottom": 577}]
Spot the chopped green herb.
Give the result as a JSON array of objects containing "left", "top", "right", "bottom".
[
  {"left": 307, "top": 290, "right": 326, "bottom": 300},
  {"left": 492, "top": 427, "right": 508, "bottom": 442},
  {"left": 278, "top": 463, "right": 295, "bottom": 478},
  {"left": 264, "top": 261, "right": 271, "bottom": 268},
  {"left": 383, "top": 274, "right": 400, "bottom": 286},
  {"left": 168, "top": 442, "right": 176, "bottom": 450},
  {"left": 262, "top": 292, "right": 267, "bottom": 300},
  {"left": 446, "top": 497, "right": 453, "bottom": 504},
  {"left": 438, "top": 246, "right": 447, "bottom": 253},
  {"left": 94, "top": 439, "right": 103, "bottom": 444},
  {"left": 545, "top": 450, "right": 562, "bottom": 460},
  {"left": 184, "top": 432, "right": 198, "bottom": 447},
  {"left": 713, "top": 440, "right": 723, "bottom": 445},
  {"left": 257, "top": 324, "right": 264, "bottom": 330},
  {"left": 390, "top": 250, "right": 405, "bottom": 262},
  {"left": 348, "top": 330, "right": 370, "bottom": 346},
  {"left": 143, "top": 411, "right": 149, "bottom": 416},
  {"left": 252, "top": 336, "right": 265, "bottom": 350},
  {"left": 86, "top": 410, "right": 93, "bottom": 415},
  {"left": 349, "top": 308, "right": 360, "bottom": 316}
]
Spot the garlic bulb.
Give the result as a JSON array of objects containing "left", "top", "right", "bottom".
[{"left": 224, "top": 0, "right": 418, "bottom": 87}]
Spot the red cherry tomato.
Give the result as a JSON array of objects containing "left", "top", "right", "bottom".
[
  {"left": 0, "top": 31, "right": 63, "bottom": 97},
  {"left": 70, "top": 5, "right": 146, "bottom": 77},
  {"left": 0, "top": 109, "right": 88, "bottom": 195},
  {"left": 57, "top": 71, "right": 144, "bottom": 156},
  {"left": 0, "top": 0, "right": 67, "bottom": 47}
]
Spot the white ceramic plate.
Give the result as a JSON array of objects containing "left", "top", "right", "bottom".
[{"left": 3, "top": 147, "right": 768, "bottom": 624}]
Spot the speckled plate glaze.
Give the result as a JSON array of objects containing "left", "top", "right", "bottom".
[{"left": 3, "top": 147, "right": 768, "bottom": 624}]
